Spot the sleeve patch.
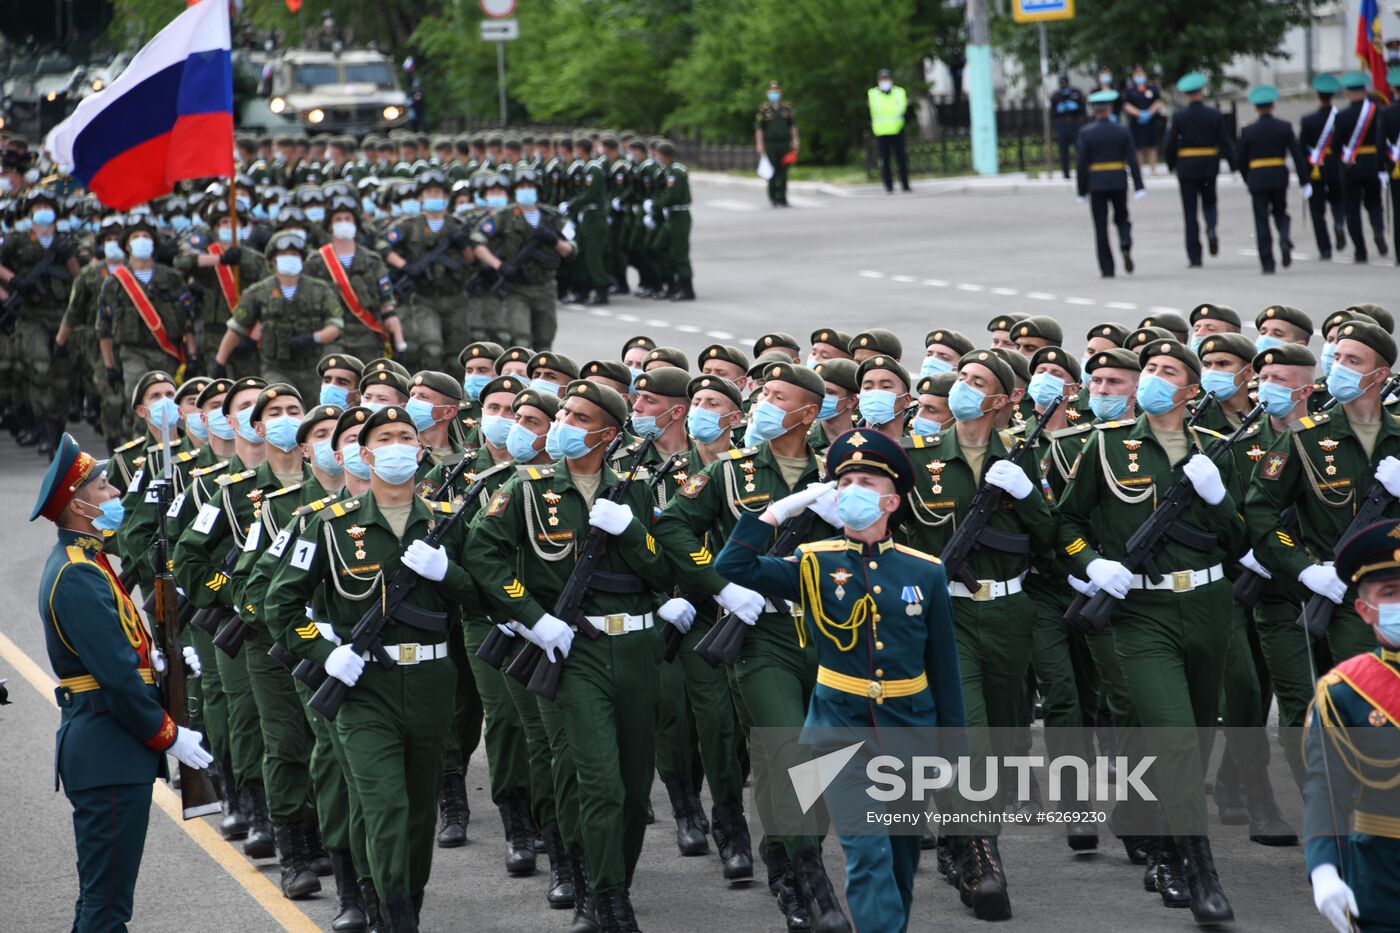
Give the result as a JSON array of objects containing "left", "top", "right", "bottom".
[
  {"left": 689, "top": 547, "right": 713, "bottom": 566},
  {"left": 680, "top": 474, "right": 709, "bottom": 498},
  {"left": 1065, "top": 537, "right": 1088, "bottom": 556},
  {"left": 1261, "top": 452, "right": 1289, "bottom": 480},
  {"left": 1275, "top": 530, "right": 1295, "bottom": 547},
  {"left": 486, "top": 490, "right": 510, "bottom": 517},
  {"left": 503, "top": 579, "right": 526, "bottom": 599}
]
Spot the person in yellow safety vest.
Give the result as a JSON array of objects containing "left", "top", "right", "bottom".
[{"left": 868, "top": 69, "right": 911, "bottom": 193}]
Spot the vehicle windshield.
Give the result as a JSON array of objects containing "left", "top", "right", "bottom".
[
  {"left": 292, "top": 64, "right": 340, "bottom": 88},
  {"left": 290, "top": 61, "right": 396, "bottom": 89},
  {"left": 343, "top": 62, "right": 396, "bottom": 88}
]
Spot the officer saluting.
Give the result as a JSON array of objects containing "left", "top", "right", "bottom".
[
  {"left": 1164, "top": 72, "right": 1236, "bottom": 266},
  {"left": 34, "top": 433, "right": 212, "bottom": 931},
  {"left": 1237, "top": 85, "right": 1311, "bottom": 274},
  {"left": 1304, "top": 519, "right": 1400, "bottom": 933},
  {"left": 1076, "top": 90, "right": 1145, "bottom": 278},
  {"left": 715, "top": 428, "right": 965, "bottom": 933}
]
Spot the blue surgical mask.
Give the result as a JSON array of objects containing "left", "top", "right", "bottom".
[
  {"left": 145, "top": 396, "right": 180, "bottom": 433},
  {"left": 627, "top": 367, "right": 645, "bottom": 391},
  {"left": 687, "top": 407, "right": 725, "bottom": 443},
  {"left": 818, "top": 394, "right": 840, "bottom": 421},
  {"left": 312, "top": 439, "right": 344, "bottom": 475},
  {"left": 102, "top": 240, "right": 125, "bottom": 262},
  {"left": 836, "top": 484, "right": 885, "bottom": 531},
  {"left": 362, "top": 401, "right": 386, "bottom": 414},
  {"left": 368, "top": 442, "right": 420, "bottom": 484},
  {"left": 463, "top": 373, "right": 493, "bottom": 400},
  {"left": 1320, "top": 342, "right": 1338, "bottom": 378},
  {"left": 251, "top": 203, "right": 268, "bottom": 220},
  {"left": 341, "top": 444, "right": 372, "bottom": 479},
  {"left": 1135, "top": 373, "right": 1182, "bottom": 415},
  {"left": 529, "top": 378, "right": 561, "bottom": 398},
  {"left": 81, "top": 497, "right": 126, "bottom": 532},
  {"left": 405, "top": 397, "right": 438, "bottom": 431},
  {"left": 910, "top": 415, "right": 943, "bottom": 436},
  {"left": 422, "top": 197, "right": 448, "bottom": 214},
  {"left": 305, "top": 206, "right": 326, "bottom": 222},
  {"left": 186, "top": 411, "right": 210, "bottom": 441},
  {"left": 948, "top": 380, "right": 988, "bottom": 422},
  {"left": 506, "top": 422, "right": 543, "bottom": 461},
  {"left": 264, "top": 415, "right": 301, "bottom": 452},
  {"left": 1257, "top": 381, "right": 1302, "bottom": 419},
  {"left": 128, "top": 236, "right": 154, "bottom": 260},
  {"left": 361, "top": 196, "right": 378, "bottom": 214},
  {"left": 1200, "top": 369, "right": 1241, "bottom": 402},
  {"left": 1327, "top": 362, "right": 1371, "bottom": 403},
  {"left": 1366, "top": 601, "right": 1400, "bottom": 648},
  {"left": 218, "top": 225, "right": 235, "bottom": 244},
  {"left": 805, "top": 355, "right": 821, "bottom": 369},
  {"left": 1254, "top": 334, "right": 1285, "bottom": 353},
  {"left": 32, "top": 208, "right": 55, "bottom": 227},
  {"left": 745, "top": 399, "right": 797, "bottom": 444},
  {"left": 1089, "top": 393, "right": 1130, "bottom": 421},
  {"left": 768, "top": 91, "right": 781, "bottom": 103},
  {"left": 545, "top": 423, "right": 564, "bottom": 459},
  {"left": 480, "top": 414, "right": 513, "bottom": 448},
  {"left": 236, "top": 408, "right": 264, "bottom": 444},
  {"left": 554, "top": 422, "right": 598, "bottom": 459},
  {"left": 858, "top": 389, "right": 899, "bottom": 426},
  {"left": 207, "top": 408, "right": 236, "bottom": 440},
  {"left": 1027, "top": 372, "right": 1066, "bottom": 410},
  {"left": 630, "top": 411, "right": 670, "bottom": 440},
  {"left": 486, "top": 193, "right": 509, "bottom": 210},
  {"left": 1189, "top": 335, "right": 1204, "bottom": 355},
  {"left": 170, "top": 214, "right": 191, "bottom": 232},
  {"left": 319, "top": 384, "right": 350, "bottom": 408},
  {"left": 1133, "top": 75, "right": 1147, "bottom": 86},
  {"left": 516, "top": 188, "right": 538, "bottom": 207},
  {"left": 400, "top": 198, "right": 421, "bottom": 216},
  {"left": 920, "top": 355, "right": 954, "bottom": 378}
]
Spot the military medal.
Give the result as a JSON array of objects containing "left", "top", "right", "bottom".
[
  {"left": 1319, "top": 437, "right": 1339, "bottom": 452},
  {"left": 673, "top": 471, "right": 688, "bottom": 486},
  {"left": 830, "top": 567, "right": 852, "bottom": 601},
  {"left": 928, "top": 460, "right": 945, "bottom": 494},
  {"left": 902, "top": 585, "right": 923, "bottom": 615},
  {"left": 741, "top": 459, "right": 757, "bottom": 493},
  {"left": 548, "top": 507, "right": 560, "bottom": 527},
  {"left": 347, "top": 523, "right": 367, "bottom": 560},
  {"left": 543, "top": 489, "right": 561, "bottom": 505},
  {"left": 1246, "top": 444, "right": 1264, "bottom": 462},
  {"left": 1369, "top": 709, "right": 1387, "bottom": 727},
  {"left": 1325, "top": 454, "right": 1337, "bottom": 476}
]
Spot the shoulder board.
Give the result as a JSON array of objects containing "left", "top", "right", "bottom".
[
  {"left": 215, "top": 468, "right": 258, "bottom": 487},
  {"left": 325, "top": 498, "right": 363, "bottom": 520},
  {"left": 115, "top": 436, "right": 145, "bottom": 453},
  {"left": 798, "top": 540, "right": 848, "bottom": 554},
  {"left": 1189, "top": 425, "right": 1228, "bottom": 441},
  {"left": 1049, "top": 423, "right": 1094, "bottom": 439},
  {"left": 101, "top": 528, "right": 117, "bottom": 542},
  {"left": 902, "top": 433, "right": 943, "bottom": 449},
  {"left": 426, "top": 499, "right": 456, "bottom": 514},
  {"left": 476, "top": 461, "right": 513, "bottom": 480},
  {"left": 174, "top": 450, "right": 199, "bottom": 463},
  {"left": 728, "top": 445, "right": 762, "bottom": 460},
  {"left": 894, "top": 543, "right": 942, "bottom": 564},
  {"left": 291, "top": 494, "right": 339, "bottom": 518},
  {"left": 1093, "top": 420, "right": 1132, "bottom": 431},
  {"left": 190, "top": 460, "right": 230, "bottom": 478},
  {"left": 263, "top": 483, "right": 304, "bottom": 500},
  {"left": 997, "top": 428, "right": 1023, "bottom": 447},
  {"left": 1235, "top": 422, "right": 1263, "bottom": 439},
  {"left": 1296, "top": 413, "right": 1330, "bottom": 430},
  {"left": 517, "top": 464, "right": 555, "bottom": 481},
  {"left": 132, "top": 456, "right": 147, "bottom": 468},
  {"left": 610, "top": 442, "right": 640, "bottom": 462}
]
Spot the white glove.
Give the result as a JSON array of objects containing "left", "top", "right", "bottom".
[
  {"left": 1086, "top": 558, "right": 1133, "bottom": 599},
  {"left": 985, "top": 460, "right": 1033, "bottom": 500},
  {"left": 1239, "top": 549, "right": 1272, "bottom": 579},
  {"left": 658, "top": 597, "right": 696, "bottom": 634},
  {"left": 182, "top": 645, "right": 202, "bottom": 678},
  {"left": 1301, "top": 183, "right": 1314, "bottom": 199},
  {"left": 496, "top": 623, "right": 516, "bottom": 638},
  {"left": 324, "top": 643, "right": 366, "bottom": 686},
  {"left": 610, "top": 197, "right": 622, "bottom": 211},
  {"left": 768, "top": 481, "right": 835, "bottom": 524},
  {"left": 508, "top": 619, "right": 543, "bottom": 647},
  {"left": 1067, "top": 574, "right": 1099, "bottom": 597},
  {"left": 1183, "top": 454, "right": 1226, "bottom": 505},
  {"left": 1133, "top": 188, "right": 1147, "bottom": 200},
  {"left": 1376, "top": 456, "right": 1400, "bottom": 498},
  {"left": 1298, "top": 564, "right": 1346, "bottom": 605},
  {"left": 150, "top": 646, "right": 167, "bottom": 674},
  {"left": 717, "top": 582, "right": 765, "bottom": 625},
  {"left": 401, "top": 540, "right": 449, "bottom": 582},
  {"left": 588, "top": 499, "right": 634, "bottom": 536},
  {"left": 643, "top": 215, "right": 656, "bottom": 230},
  {"left": 168, "top": 726, "right": 214, "bottom": 770},
  {"left": 1380, "top": 172, "right": 1389, "bottom": 188},
  {"left": 531, "top": 613, "right": 574, "bottom": 662},
  {"left": 1311, "top": 863, "right": 1358, "bottom": 933},
  {"left": 395, "top": 339, "right": 409, "bottom": 353},
  {"left": 1075, "top": 195, "right": 1087, "bottom": 204},
  {"left": 643, "top": 198, "right": 654, "bottom": 214},
  {"left": 559, "top": 200, "right": 572, "bottom": 214},
  {"left": 803, "top": 481, "right": 840, "bottom": 526}
]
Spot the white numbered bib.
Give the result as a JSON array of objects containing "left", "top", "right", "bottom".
[
  {"left": 192, "top": 502, "right": 221, "bottom": 534},
  {"left": 241, "top": 522, "right": 263, "bottom": 553},
  {"left": 166, "top": 492, "right": 187, "bottom": 518},
  {"left": 128, "top": 467, "right": 145, "bottom": 490},
  {"left": 289, "top": 539, "right": 317, "bottom": 571},
  {"left": 268, "top": 528, "right": 293, "bottom": 558}
]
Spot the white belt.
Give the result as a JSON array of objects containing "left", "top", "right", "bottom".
[
  {"left": 578, "top": 612, "right": 655, "bottom": 636},
  {"left": 1128, "top": 564, "right": 1224, "bottom": 592},
  {"left": 366, "top": 642, "right": 450, "bottom": 664},
  {"left": 948, "top": 575, "right": 1025, "bottom": 601}
]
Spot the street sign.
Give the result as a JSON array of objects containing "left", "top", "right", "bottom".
[
  {"left": 480, "top": 0, "right": 516, "bottom": 18},
  {"left": 1012, "top": 0, "right": 1074, "bottom": 23},
  {"left": 480, "top": 18, "right": 519, "bottom": 41}
]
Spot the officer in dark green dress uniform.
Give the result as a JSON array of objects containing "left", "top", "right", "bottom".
[
  {"left": 35, "top": 434, "right": 213, "bottom": 933},
  {"left": 715, "top": 427, "right": 965, "bottom": 933},
  {"left": 755, "top": 81, "right": 799, "bottom": 207},
  {"left": 1304, "top": 518, "right": 1400, "bottom": 933}
]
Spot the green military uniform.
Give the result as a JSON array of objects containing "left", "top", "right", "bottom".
[
  {"left": 2, "top": 230, "right": 78, "bottom": 438},
  {"left": 97, "top": 264, "right": 191, "bottom": 409},
  {"left": 227, "top": 276, "right": 343, "bottom": 402},
  {"left": 605, "top": 150, "right": 634, "bottom": 291},
  {"left": 384, "top": 214, "right": 472, "bottom": 373},
  {"left": 63, "top": 260, "right": 126, "bottom": 444},
  {"left": 116, "top": 435, "right": 199, "bottom": 589},
  {"left": 474, "top": 204, "right": 571, "bottom": 350},
  {"left": 174, "top": 229, "right": 269, "bottom": 379},
  {"left": 571, "top": 154, "right": 609, "bottom": 299},
  {"left": 653, "top": 152, "right": 693, "bottom": 298},
  {"left": 302, "top": 243, "right": 397, "bottom": 363},
  {"left": 629, "top": 152, "right": 662, "bottom": 296},
  {"left": 756, "top": 91, "right": 798, "bottom": 206}
]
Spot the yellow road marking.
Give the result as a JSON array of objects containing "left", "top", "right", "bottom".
[{"left": 0, "top": 629, "right": 319, "bottom": 933}]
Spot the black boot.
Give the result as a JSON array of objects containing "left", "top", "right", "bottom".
[
  {"left": 1180, "top": 835, "right": 1234, "bottom": 924},
  {"left": 567, "top": 848, "right": 599, "bottom": 933},
  {"left": 792, "top": 845, "right": 852, "bottom": 933},
  {"left": 305, "top": 821, "right": 333, "bottom": 876},
  {"left": 500, "top": 797, "right": 538, "bottom": 876},
  {"left": 761, "top": 836, "right": 812, "bottom": 931},
  {"left": 275, "top": 824, "right": 321, "bottom": 899},
  {"left": 669, "top": 277, "right": 696, "bottom": 301},
  {"left": 1336, "top": 225, "right": 1347, "bottom": 251},
  {"left": 381, "top": 894, "right": 419, "bottom": 933},
  {"left": 218, "top": 760, "right": 249, "bottom": 840},
  {"left": 1154, "top": 838, "right": 1190, "bottom": 908},
  {"left": 710, "top": 801, "right": 754, "bottom": 881},
  {"left": 664, "top": 778, "right": 709, "bottom": 856},
  {"left": 1212, "top": 758, "right": 1249, "bottom": 825},
  {"left": 935, "top": 835, "right": 963, "bottom": 888},
  {"left": 15, "top": 407, "right": 38, "bottom": 446},
  {"left": 959, "top": 836, "right": 1012, "bottom": 921},
  {"left": 1141, "top": 836, "right": 1160, "bottom": 891},
  {"left": 242, "top": 782, "right": 275, "bottom": 859},
  {"left": 596, "top": 887, "right": 641, "bottom": 933},
  {"left": 1011, "top": 769, "right": 1043, "bottom": 818},
  {"left": 36, "top": 417, "right": 56, "bottom": 457},
  {"left": 652, "top": 278, "right": 674, "bottom": 300},
  {"left": 542, "top": 824, "right": 575, "bottom": 909},
  {"left": 1065, "top": 813, "right": 1099, "bottom": 851},
  {"left": 436, "top": 772, "right": 468, "bottom": 848},
  {"left": 584, "top": 288, "right": 610, "bottom": 306},
  {"left": 1242, "top": 766, "right": 1298, "bottom": 846},
  {"left": 330, "top": 849, "right": 367, "bottom": 932},
  {"left": 360, "top": 882, "right": 382, "bottom": 933}
]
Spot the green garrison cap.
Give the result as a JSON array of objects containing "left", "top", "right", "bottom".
[
  {"left": 527, "top": 352, "right": 580, "bottom": 381},
  {"left": 458, "top": 341, "right": 506, "bottom": 369},
  {"left": 317, "top": 353, "right": 364, "bottom": 378},
  {"left": 1312, "top": 74, "right": 1342, "bottom": 95},
  {"left": 631, "top": 366, "right": 691, "bottom": 399},
  {"left": 497, "top": 346, "right": 535, "bottom": 370},
  {"left": 1196, "top": 332, "right": 1257, "bottom": 363},
  {"left": 687, "top": 374, "right": 744, "bottom": 409},
  {"left": 562, "top": 380, "right": 629, "bottom": 429},
  {"left": 1189, "top": 303, "right": 1241, "bottom": 328},
  {"left": 1247, "top": 85, "right": 1279, "bottom": 106},
  {"left": 1086, "top": 348, "right": 1143, "bottom": 373},
  {"left": 826, "top": 428, "right": 915, "bottom": 496},
  {"left": 992, "top": 346, "right": 1031, "bottom": 385},
  {"left": 958, "top": 349, "right": 1016, "bottom": 395},
  {"left": 1138, "top": 311, "right": 1190, "bottom": 341},
  {"left": 358, "top": 368, "right": 409, "bottom": 398},
  {"left": 250, "top": 383, "right": 304, "bottom": 422},
  {"left": 700, "top": 344, "right": 751, "bottom": 372},
  {"left": 849, "top": 329, "right": 903, "bottom": 359},
  {"left": 645, "top": 346, "right": 690, "bottom": 371},
  {"left": 1333, "top": 519, "right": 1400, "bottom": 586},
  {"left": 856, "top": 354, "right": 912, "bottom": 391},
  {"left": 1347, "top": 303, "right": 1396, "bottom": 334},
  {"left": 753, "top": 332, "right": 801, "bottom": 356},
  {"left": 1334, "top": 320, "right": 1398, "bottom": 366},
  {"left": 1088, "top": 90, "right": 1119, "bottom": 105},
  {"left": 1256, "top": 304, "right": 1314, "bottom": 338},
  {"left": 924, "top": 329, "right": 975, "bottom": 357},
  {"left": 175, "top": 376, "right": 211, "bottom": 404},
  {"left": 364, "top": 357, "right": 411, "bottom": 379},
  {"left": 1139, "top": 339, "right": 1202, "bottom": 379},
  {"left": 410, "top": 370, "right": 465, "bottom": 402},
  {"left": 1127, "top": 326, "right": 1175, "bottom": 353},
  {"left": 916, "top": 371, "right": 958, "bottom": 398},
  {"left": 1013, "top": 315, "right": 1063, "bottom": 346},
  {"left": 759, "top": 360, "right": 827, "bottom": 400},
  {"left": 1086, "top": 322, "right": 1130, "bottom": 346},
  {"left": 1341, "top": 70, "right": 1369, "bottom": 90},
  {"left": 986, "top": 313, "right": 1028, "bottom": 333},
  {"left": 1252, "top": 344, "right": 1316, "bottom": 373},
  {"left": 130, "top": 370, "right": 175, "bottom": 409},
  {"left": 296, "top": 405, "right": 343, "bottom": 445},
  {"left": 813, "top": 358, "right": 860, "bottom": 394},
  {"left": 513, "top": 385, "right": 560, "bottom": 420},
  {"left": 221, "top": 377, "right": 267, "bottom": 416},
  {"left": 621, "top": 334, "right": 656, "bottom": 355},
  {"left": 194, "top": 378, "right": 234, "bottom": 409},
  {"left": 1323, "top": 309, "right": 1358, "bottom": 337},
  {"left": 1176, "top": 73, "right": 1208, "bottom": 94},
  {"left": 331, "top": 406, "right": 371, "bottom": 448},
  {"left": 1029, "top": 346, "right": 1081, "bottom": 383},
  {"left": 480, "top": 375, "right": 526, "bottom": 401},
  {"left": 580, "top": 359, "right": 632, "bottom": 388}
]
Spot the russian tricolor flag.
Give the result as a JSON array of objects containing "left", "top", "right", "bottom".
[{"left": 46, "top": 0, "right": 234, "bottom": 209}]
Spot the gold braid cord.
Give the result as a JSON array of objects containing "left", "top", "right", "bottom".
[
  {"left": 1312, "top": 680, "right": 1400, "bottom": 790},
  {"left": 799, "top": 550, "right": 875, "bottom": 653}
]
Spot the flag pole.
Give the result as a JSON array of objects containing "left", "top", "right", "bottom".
[{"left": 227, "top": 176, "right": 240, "bottom": 304}]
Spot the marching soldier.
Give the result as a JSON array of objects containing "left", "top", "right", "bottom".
[
  {"left": 755, "top": 81, "right": 799, "bottom": 207},
  {"left": 1187, "top": 303, "right": 1242, "bottom": 354},
  {"left": 567, "top": 137, "right": 610, "bottom": 307},
  {"left": 1077, "top": 90, "right": 1145, "bottom": 278},
  {"left": 653, "top": 142, "right": 694, "bottom": 302},
  {"left": 56, "top": 215, "right": 130, "bottom": 449},
  {"left": 303, "top": 195, "right": 405, "bottom": 362},
  {"left": 1333, "top": 71, "right": 1389, "bottom": 263},
  {"left": 1164, "top": 72, "right": 1236, "bottom": 266},
  {"left": 174, "top": 201, "right": 268, "bottom": 380},
  {"left": 1238, "top": 86, "right": 1311, "bottom": 274},
  {"left": 1381, "top": 66, "right": 1400, "bottom": 263},
  {"left": 1299, "top": 74, "right": 1349, "bottom": 260}
]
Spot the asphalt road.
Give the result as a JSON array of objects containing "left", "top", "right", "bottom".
[{"left": 0, "top": 169, "right": 1355, "bottom": 931}]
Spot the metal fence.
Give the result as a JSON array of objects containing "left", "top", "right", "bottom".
[{"left": 459, "top": 120, "right": 756, "bottom": 173}]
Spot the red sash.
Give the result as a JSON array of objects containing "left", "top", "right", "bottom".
[
  {"left": 207, "top": 242, "right": 241, "bottom": 311},
  {"left": 1333, "top": 652, "right": 1400, "bottom": 727},
  {"left": 112, "top": 266, "right": 185, "bottom": 364},
  {"left": 317, "top": 243, "right": 385, "bottom": 336},
  {"left": 1342, "top": 100, "right": 1377, "bottom": 165}
]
